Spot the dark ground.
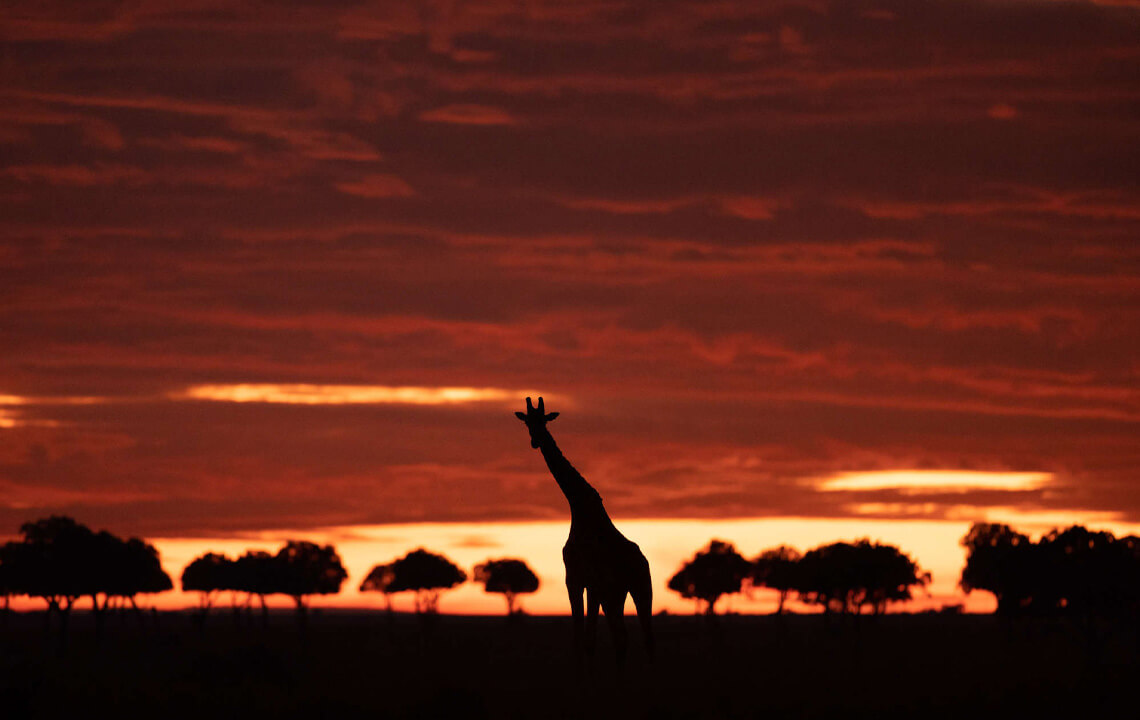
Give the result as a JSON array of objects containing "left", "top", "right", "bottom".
[{"left": 1, "top": 609, "right": 1136, "bottom": 719}]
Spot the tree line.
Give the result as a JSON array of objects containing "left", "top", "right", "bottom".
[
  {"left": 0, "top": 516, "right": 171, "bottom": 637},
  {"left": 667, "top": 538, "right": 931, "bottom": 616},
  {"left": 0, "top": 516, "right": 541, "bottom": 635},
  {"left": 960, "top": 522, "right": 1140, "bottom": 619},
  {"left": 6, "top": 516, "right": 1140, "bottom": 628}
]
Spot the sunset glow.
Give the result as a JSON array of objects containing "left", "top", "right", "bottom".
[
  {"left": 820, "top": 470, "right": 1053, "bottom": 493},
  {"left": 2, "top": 0, "right": 1138, "bottom": 622},
  {"left": 174, "top": 384, "right": 550, "bottom": 407},
  {"left": 9, "top": 513, "right": 1140, "bottom": 617}
]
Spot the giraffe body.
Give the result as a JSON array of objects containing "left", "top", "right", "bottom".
[{"left": 517, "top": 397, "right": 654, "bottom": 666}]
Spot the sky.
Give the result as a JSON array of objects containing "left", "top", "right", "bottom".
[{"left": 2, "top": 0, "right": 1139, "bottom": 612}]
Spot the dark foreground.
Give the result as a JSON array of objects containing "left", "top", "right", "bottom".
[{"left": 1, "top": 610, "right": 1137, "bottom": 719}]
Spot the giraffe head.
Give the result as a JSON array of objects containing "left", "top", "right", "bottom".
[{"left": 515, "top": 396, "right": 559, "bottom": 448}]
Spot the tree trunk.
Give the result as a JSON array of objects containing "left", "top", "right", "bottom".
[
  {"left": 91, "top": 593, "right": 108, "bottom": 645},
  {"left": 43, "top": 596, "right": 59, "bottom": 637},
  {"left": 57, "top": 597, "right": 75, "bottom": 654},
  {"left": 293, "top": 596, "right": 308, "bottom": 629},
  {"left": 128, "top": 595, "right": 145, "bottom": 627}
]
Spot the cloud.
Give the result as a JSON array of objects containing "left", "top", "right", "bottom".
[
  {"left": 987, "top": 103, "right": 1018, "bottom": 120},
  {"left": 0, "top": 0, "right": 1137, "bottom": 538},
  {"left": 419, "top": 104, "right": 518, "bottom": 125},
  {"left": 335, "top": 174, "right": 415, "bottom": 198},
  {"left": 173, "top": 384, "right": 551, "bottom": 407},
  {"left": 818, "top": 470, "right": 1053, "bottom": 493}
]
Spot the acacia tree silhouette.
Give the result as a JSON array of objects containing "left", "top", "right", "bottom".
[
  {"left": 87, "top": 530, "right": 127, "bottom": 638},
  {"left": 960, "top": 523, "right": 1037, "bottom": 615},
  {"left": 961, "top": 523, "right": 1140, "bottom": 623},
  {"left": 373, "top": 548, "right": 467, "bottom": 615},
  {"left": 181, "top": 552, "right": 231, "bottom": 627},
  {"left": 1, "top": 516, "right": 173, "bottom": 644},
  {"left": 473, "top": 558, "right": 540, "bottom": 617},
  {"left": 668, "top": 540, "right": 751, "bottom": 616},
  {"left": 0, "top": 541, "right": 17, "bottom": 627},
  {"left": 274, "top": 540, "right": 347, "bottom": 632},
  {"left": 516, "top": 396, "right": 654, "bottom": 666},
  {"left": 795, "top": 539, "right": 930, "bottom": 616},
  {"left": 111, "top": 537, "right": 173, "bottom": 619},
  {"left": 235, "top": 550, "right": 277, "bottom": 626},
  {"left": 360, "top": 562, "right": 398, "bottom": 615},
  {"left": 11, "top": 516, "right": 95, "bottom": 642},
  {"left": 749, "top": 545, "right": 802, "bottom": 614}
]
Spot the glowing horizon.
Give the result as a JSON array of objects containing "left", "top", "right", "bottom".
[
  {"left": 820, "top": 470, "right": 1053, "bottom": 493},
  {"left": 173, "top": 384, "right": 554, "bottom": 407},
  {"left": 11, "top": 513, "right": 1140, "bottom": 617}
]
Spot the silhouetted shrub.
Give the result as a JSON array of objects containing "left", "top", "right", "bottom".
[
  {"left": 1037, "top": 525, "right": 1134, "bottom": 617},
  {"left": 181, "top": 552, "right": 232, "bottom": 621},
  {"left": 796, "top": 539, "right": 929, "bottom": 615},
  {"left": 234, "top": 550, "right": 278, "bottom": 623},
  {"left": 360, "top": 562, "right": 398, "bottom": 613},
  {"left": 374, "top": 548, "right": 467, "bottom": 614},
  {"left": 273, "top": 541, "right": 348, "bottom": 622},
  {"left": 0, "top": 541, "right": 17, "bottom": 618},
  {"left": 473, "top": 559, "right": 539, "bottom": 616},
  {"left": 667, "top": 540, "right": 751, "bottom": 615},
  {"left": 8, "top": 516, "right": 95, "bottom": 619},
  {"left": 90, "top": 533, "right": 172, "bottom": 629},
  {"left": 960, "top": 522, "right": 1046, "bottom": 615},
  {"left": 748, "top": 545, "right": 801, "bottom": 614},
  {"left": 961, "top": 522, "right": 1140, "bottom": 619},
  {"left": 1, "top": 516, "right": 173, "bottom": 638}
]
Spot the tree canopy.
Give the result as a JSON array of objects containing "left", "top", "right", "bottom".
[
  {"left": 367, "top": 548, "right": 467, "bottom": 614},
  {"left": 181, "top": 552, "right": 232, "bottom": 611},
  {"left": 960, "top": 522, "right": 1036, "bottom": 615},
  {"left": 473, "top": 558, "right": 540, "bottom": 616},
  {"left": 667, "top": 540, "right": 752, "bottom": 615},
  {"left": 795, "top": 540, "right": 929, "bottom": 615},
  {"left": 4, "top": 516, "right": 173, "bottom": 619},
  {"left": 961, "top": 522, "right": 1140, "bottom": 618},
  {"left": 749, "top": 545, "right": 802, "bottom": 614},
  {"left": 273, "top": 540, "right": 348, "bottom": 610}
]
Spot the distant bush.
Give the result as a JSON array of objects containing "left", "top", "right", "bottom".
[
  {"left": 473, "top": 558, "right": 539, "bottom": 616},
  {"left": 748, "top": 545, "right": 802, "bottom": 614},
  {"left": 961, "top": 522, "right": 1140, "bottom": 618},
  {"left": 364, "top": 548, "right": 466, "bottom": 615},
  {"left": 667, "top": 540, "right": 751, "bottom": 615},
  {"left": 3, "top": 515, "right": 172, "bottom": 636},
  {"left": 795, "top": 539, "right": 930, "bottom": 615}
]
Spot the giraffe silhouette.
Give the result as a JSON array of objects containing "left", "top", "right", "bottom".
[{"left": 516, "top": 396, "right": 654, "bottom": 666}]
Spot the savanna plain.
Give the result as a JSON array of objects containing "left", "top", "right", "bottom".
[{"left": 2, "top": 610, "right": 1135, "bottom": 719}]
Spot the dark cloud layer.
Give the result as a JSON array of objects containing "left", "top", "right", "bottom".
[{"left": 1, "top": 0, "right": 1138, "bottom": 537}]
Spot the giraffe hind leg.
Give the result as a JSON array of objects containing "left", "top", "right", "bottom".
[
  {"left": 585, "top": 586, "right": 600, "bottom": 660},
  {"left": 601, "top": 593, "right": 629, "bottom": 669},
  {"left": 630, "top": 555, "right": 655, "bottom": 660},
  {"left": 567, "top": 581, "right": 585, "bottom": 669}
]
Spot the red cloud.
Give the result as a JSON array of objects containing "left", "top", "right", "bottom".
[
  {"left": 335, "top": 174, "right": 415, "bottom": 198},
  {"left": 419, "top": 104, "right": 517, "bottom": 125}
]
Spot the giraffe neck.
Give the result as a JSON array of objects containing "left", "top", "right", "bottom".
[{"left": 535, "top": 429, "right": 609, "bottom": 527}]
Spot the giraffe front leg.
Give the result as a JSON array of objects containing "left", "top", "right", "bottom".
[
  {"left": 567, "top": 580, "right": 585, "bottom": 670},
  {"left": 585, "top": 586, "right": 600, "bottom": 665}
]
